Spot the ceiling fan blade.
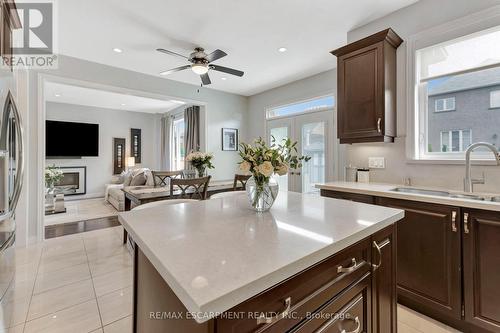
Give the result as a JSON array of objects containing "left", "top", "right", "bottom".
[
  {"left": 200, "top": 73, "right": 211, "bottom": 85},
  {"left": 206, "top": 49, "right": 227, "bottom": 63},
  {"left": 156, "top": 48, "right": 188, "bottom": 59},
  {"left": 210, "top": 65, "right": 244, "bottom": 77},
  {"left": 159, "top": 65, "right": 191, "bottom": 76}
]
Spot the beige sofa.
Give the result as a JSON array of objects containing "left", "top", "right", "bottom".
[{"left": 105, "top": 168, "right": 155, "bottom": 211}]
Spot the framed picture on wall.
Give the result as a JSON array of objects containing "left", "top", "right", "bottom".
[
  {"left": 113, "top": 138, "right": 126, "bottom": 175},
  {"left": 130, "top": 128, "right": 142, "bottom": 163},
  {"left": 222, "top": 128, "right": 238, "bottom": 151}
]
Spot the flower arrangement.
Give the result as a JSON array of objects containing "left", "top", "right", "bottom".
[
  {"left": 45, "top": 165, "right": 63, "bottom": 189},
  {"left": 238, "top": 137, "right": 310, "bottom": 211},
  {"left": 186, "top": 151, "right": 214, "bottom": 177},
  {"left": 239, "top": 137, "right": 310, "bottom": 184}
]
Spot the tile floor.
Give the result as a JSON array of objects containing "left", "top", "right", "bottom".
[
  {"left": 44, "top": 198, "right": 118, "bottom": 226},
  {"left": 0, "top": 226, "right": 132, "bottom": 333},
  {"left": 1, "top": 226, "right": 463, "bottom": 333}
]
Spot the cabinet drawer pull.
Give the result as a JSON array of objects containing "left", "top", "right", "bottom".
[
  {"left": 337, "top": 258, "right": 360, "bottom": 274},
  {"left": 340, "top": 316, "right": 360, "bottom": 333},
  {"left": 256, "top": 297, "right": 291, "bottom": 325},
  {"left": 464, "top": 213, "right": 470, "bottom": 234},
  {"left": 377, "top": 118, "right": 382, "bottom": 133},
  {"left": 372, "top": 238, "right": 390, "bottom": 271},
  {"left": 451, "top": 211, "right": 457, "bottom": 232}
]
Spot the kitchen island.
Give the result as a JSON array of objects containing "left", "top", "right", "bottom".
[{"left": 119, "top": 191, "right": 404, "bottom": 333}]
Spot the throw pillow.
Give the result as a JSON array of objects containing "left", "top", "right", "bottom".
[
  {"left": 144, "top": 169, "right": 155, "bottom": 186},
  {"left": 123, "top": 171, "right": 133, "bottom": 186},
  {"left": 130, "top": 170, "right": 147, "bottom": 186}
]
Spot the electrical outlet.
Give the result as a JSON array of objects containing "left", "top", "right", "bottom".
[{"left": 368, "top": 157, "right": 385, "bottom": 169}]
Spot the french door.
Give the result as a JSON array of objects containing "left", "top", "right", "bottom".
[{"left": 266, "top": 110, "right": 333, "bottom": 193}]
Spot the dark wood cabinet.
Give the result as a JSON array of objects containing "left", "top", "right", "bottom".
[
  {"left": 463, "top": 209, "right": 500, "bottom": 333},
  {"left": 371, "top": 225, "right": 397, "bottom": 333},
  {"left": 133, "top": 227, "right": 399, "bottom": 333},
  {"left": 320, "top": 189, "right": 375, "bottom": 204},
  {"left": 331, "top": 29, "right": 402, "bottom": 144},
  {"left": 376, "top": 198, "right": 462, "bottom": 321},
  {"left": 320, "top": 189, "right": 500, "bottom": 332}
]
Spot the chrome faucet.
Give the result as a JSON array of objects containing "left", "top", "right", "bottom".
[{"left": 464, "top": 142, "right": 500, "bottom": 192}]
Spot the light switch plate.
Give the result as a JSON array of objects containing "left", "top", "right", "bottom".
[{"left": 368, "top": 157, "right": 385, "bottom": 169}]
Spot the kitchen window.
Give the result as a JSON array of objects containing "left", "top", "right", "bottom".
[
  {"left": 434, "top": 97, "right": 455, "bottom": 112},
  {"left": 440, "top": 129, "right": 472, "bottom": 152},
  {"left": 413, "top": 24, "right": 500, "bottom": 160}
]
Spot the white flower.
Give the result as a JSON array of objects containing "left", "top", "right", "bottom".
[
  {"left": 256, "top": 161, "right": 274, "bottom": 177},
  {"left": 275, "top": 163, "right": 288, "bottom": 176},
  {"left": 239, "top": 161, "right": 251, "bottom": 173}
]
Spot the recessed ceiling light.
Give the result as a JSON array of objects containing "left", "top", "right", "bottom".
[
  {"left": 221, "top": 77, "right": 227, "bottom": 81},
  {"left": 113, "top": 48, "right": 123, "bottom": 53},
  {"left": 121, "top": 103, "right": 126, "bottom": 106},
  {"left": 278, "top": 47, "right": 287, "bottom": 53},
  {"left": 54, "top": 93, "right": 61, "bottom": 97}
]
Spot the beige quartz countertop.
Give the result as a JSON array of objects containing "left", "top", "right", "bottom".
[
  {"left": 316, "top": 181, "right": 500, "bottom": 212},
  {"left": 119, "top": 191, "right": 403, "bottom": 323}
]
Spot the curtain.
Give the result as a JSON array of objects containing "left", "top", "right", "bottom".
[
  {"left": 160, "top": 115, "right": 173, "bottom": 170},
  {"left": 184, "top": 105, "right": 200, "bottom": 164}
]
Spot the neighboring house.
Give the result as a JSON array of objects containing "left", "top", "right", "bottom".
[{"left": 427, "top": 66, "right": 500, "bottom": 153}]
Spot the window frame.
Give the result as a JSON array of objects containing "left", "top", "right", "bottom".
[
  {"left": 266, "top": 94, "right": 335, "bottom": 120},
  {"left": 440, "top": 129, "right": 472, "bottom": 152},
  {"left": 172, "top": 113, "right": 185, "bottom": 171},
  {"left": 434, "top": 97, "right": 456, "bottom": 112},
  {"left": 490, "top": 90, "right": 500, "bottom": 109},
  {"left": 406, "top": 6, "right": 500, "bottom": 163}
]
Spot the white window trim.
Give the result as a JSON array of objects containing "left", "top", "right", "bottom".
[
  {"left": 434, "top": 97, "right": 455, "bottom": 112},
  {"left": 406, "top": 4, "right": 500, "bottom": 163}
]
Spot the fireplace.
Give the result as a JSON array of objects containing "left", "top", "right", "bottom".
[{"left": 54, "top": 166, "right": 86, "bottom": 195}]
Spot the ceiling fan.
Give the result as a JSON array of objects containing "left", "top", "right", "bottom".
[{"left": 156, "top": 47, "right": 244, "bottom": 85}]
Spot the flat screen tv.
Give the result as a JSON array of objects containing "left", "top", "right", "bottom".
[{"left": 46, "top": 120, "right": 99, "bottom": 157}]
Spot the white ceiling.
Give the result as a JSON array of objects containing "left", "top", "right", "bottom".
[
  {"left": 57, "top": 0, "right": 418, "bottom": 96},
  {"left": 45, "top": 82, "right": 186, "bottom": 113}
]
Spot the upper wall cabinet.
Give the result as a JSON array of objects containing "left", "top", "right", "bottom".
[{"left": 331, "top": 29, "right": 402, "bottom": 144}]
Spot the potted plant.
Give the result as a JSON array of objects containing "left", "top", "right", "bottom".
[
  {"left": 45, "top": 165, "right": 63, "bottom": 193},
  {"left": 186, "top": 151, "right": 214, "bottom": 177},
  {"left": 239, "top": 137, "right": 310, "bottom": 212}
]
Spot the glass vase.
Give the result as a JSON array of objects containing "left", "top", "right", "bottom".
[
  {"left": 246, "top": 176, "right": 279, "bottom": 212},
  {"left": 196, "top": 166, "right": 206, "bottom": 177}
]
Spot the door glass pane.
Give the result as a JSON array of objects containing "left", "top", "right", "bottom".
[
  {"left": 270, "top": 126, "right": 288, "bottom": 192},
  {"left": 301, "top": 122, "right": 325, "bottom": 194}
]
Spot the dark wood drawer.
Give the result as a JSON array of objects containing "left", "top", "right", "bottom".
[
  {"left": 293, "top": 272, "right": 371, "bottom": 333},
  {"left": 320, "top": 190, "right": 375, "bottom": 205},
  {"left": 215, "top": 239, "right": 371, "bottom": 333}
]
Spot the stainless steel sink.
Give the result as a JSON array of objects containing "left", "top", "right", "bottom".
[{"left": 390, "top": 187, "right": 450, "bottom": 197}]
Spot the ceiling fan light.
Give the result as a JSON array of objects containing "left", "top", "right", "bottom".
[{"left": 192, "top": 64, "right": 209, "bottom": 75}]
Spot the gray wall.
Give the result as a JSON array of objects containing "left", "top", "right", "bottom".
[{"left": 46, "top": 102, "right": 158, "bottom": 198}]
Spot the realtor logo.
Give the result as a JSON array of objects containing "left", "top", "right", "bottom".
[
  {"left": 12, "top": 2, "right": 54, "bottom": 54},
  {"left": 14, "top": 2, "right": 53, "bottom": 54},
  {"left": 2, "top": 1, "right": 57, "bottom": 69}
]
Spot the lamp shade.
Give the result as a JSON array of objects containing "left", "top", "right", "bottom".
[{"left": 127, "top": 157, "right": 136, "bottom": 168}]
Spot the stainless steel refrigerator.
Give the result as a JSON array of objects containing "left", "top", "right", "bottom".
[{"left": 0, "top": 87, "right": 24, "bottom": 302}]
